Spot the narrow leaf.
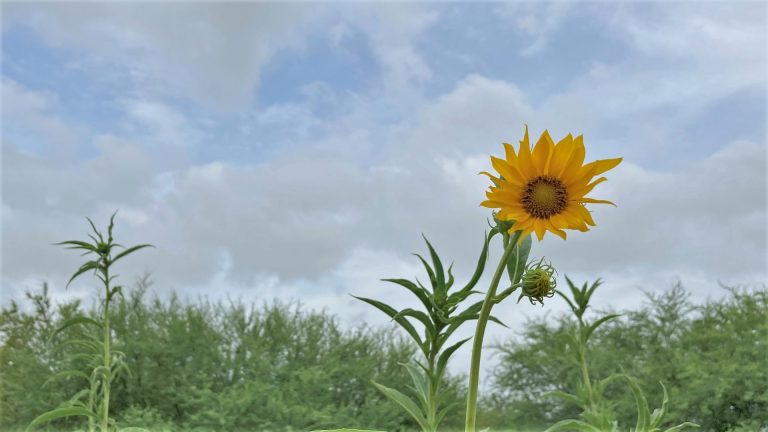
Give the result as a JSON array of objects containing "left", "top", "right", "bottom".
[
  {"left": 52, "top": 316, "right": 102, "bottom": 338},
  {"left": 372, "top": 381, "right": 429, "bottom": 432},
  {"left": 26, "top": 407, "right": 96, "bottom": 431},
  {"left": 111, "top": 244, "right": 153, "bottom": 265},
  {"left": 352, "top": 296, "right": 424, "bottom": 351},
  {"left": 543, "top": 419, "right": 603, "bottom": 432}
]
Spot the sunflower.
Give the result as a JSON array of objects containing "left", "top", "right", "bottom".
[{"left": 481, "top": 126, "right": 622, "bottom": 241}]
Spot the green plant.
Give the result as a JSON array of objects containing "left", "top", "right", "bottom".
[
  {"left": 544, "top": 278, "right": 698, "bottom": 432},
  {"left": 27, "top": 213, "right": 152, "bottom": 432},
  {"left": 352, "top": 234, "right": 507, "bottom": 432}
]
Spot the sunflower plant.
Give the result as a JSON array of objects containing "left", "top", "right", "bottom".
[
  {"left": 316, "top": 125, "right": 622, "bottom": 432},
  {"left": 27, "top": 213, "right": 152, "bottom": 432},
  {"left": 543, "top": 278, "right": 699, "bottom": 432},
  {"left": 465, "top": 125, "right": 622, "bottom": 431}
]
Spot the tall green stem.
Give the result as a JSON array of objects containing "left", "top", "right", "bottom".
[
  {"left": 102, "top": 265, "right": 111, "bottom": 432},
  {"left": 465, "top": 233, "right": 520, "bottom": 432}
]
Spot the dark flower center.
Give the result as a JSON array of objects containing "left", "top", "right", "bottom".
[{"left": 521, "top": 176, "right": 568, "bottom": 219}]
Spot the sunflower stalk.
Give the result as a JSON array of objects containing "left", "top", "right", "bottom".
[{"left": 27, "top": 212, "right": 152, "bottom": 432}]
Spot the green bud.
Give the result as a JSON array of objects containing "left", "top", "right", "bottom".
[{"left": 518, "top": 258, "right": 557, "bottom": 305}]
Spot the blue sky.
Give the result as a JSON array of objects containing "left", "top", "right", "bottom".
[{"left": 2, "top": 2, "right": 766, "bottom": 375}]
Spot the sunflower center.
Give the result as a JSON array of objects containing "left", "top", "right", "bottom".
[{"left": 521, "top": 176, "right": 568, "bottom": 219}]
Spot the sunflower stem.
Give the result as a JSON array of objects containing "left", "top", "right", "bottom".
[{"left": 465, "top": 230, "right": 521, "bottom": 432}]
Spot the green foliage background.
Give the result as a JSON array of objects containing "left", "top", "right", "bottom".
[{"left": 1, "top": 280, "right": 765, "bottom": 432}]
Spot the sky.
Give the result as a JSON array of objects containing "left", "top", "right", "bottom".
[{"left": 1, "top": 2, "right": 767, "bottom": 379}]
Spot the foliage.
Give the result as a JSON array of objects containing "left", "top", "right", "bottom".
[
  {"left": 487, "top": 282, "right": 767, "bottom": 432},
  {"left": 1, "top": 279, "right": 463, "bottom": 431}
]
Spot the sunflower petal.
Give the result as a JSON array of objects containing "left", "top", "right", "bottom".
[
  {"left": 517, "top": 125, "right": 537, "bottom": 178},
  {"left": 570, "top": 177, "right": 607, "bottom": 198},
  {"left": 578, "top": 197, "right": 616, "bottom": 206},
  {"left": 581, "top": 157, "right": 623, "bottom": 178},
  {"left": 533, "top": 130, "right": 554, "bottom": 174},
  {"left": 491, "top": 156, "right": 524, "bottom": 185},
  {"left": 549, "top": 133, "right": 574, "bottom": 177},
  {"left": 559, "top": 135, "right": 586, "bottom": 183}
]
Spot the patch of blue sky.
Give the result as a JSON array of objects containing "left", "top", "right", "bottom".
[
  {"left": 2, "top": 25, "right": 125, "bottom": 152},
  {"left": 416, "top": 4, "right": 630, "bottom": 103},
  {"left": 257, "top": 21, "right": 377, "bottom": 115},
  {"left": 682, "top": 88, "right": 766, "bottom": 157}
]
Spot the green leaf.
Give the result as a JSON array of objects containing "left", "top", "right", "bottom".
[
  {"left": 437, "top": 337, "right": 471, "bottom": 378},
  {"left": 382, "top": 278, "right": 432, "bottom": 311},
  {"left": 392, "top": 308, "right": 436, "bottom": 338},
  {"left": 55, "top": 240, "right": 97, "bottom": 252},
  {"left": 372, "top": 381, "right": 429, "bottom": 432},
  {"left": 66, "top": 260, "right": 101, "bottom": 287},
  {"left": 662, "top": 423, "right": 700, "bottom": 432},
  {"left": 311, "top": 430, "right": 386, "bottom": 432},
  {"left": 421, "top": 235, "right": 445, "bottom": 294},
  {"left": 352, "top": 296, "right": 424, "bottom": 353},
  {"left": 506, "top": 233, "right": 531, "bottom": 285},
  {"left": 52, "top": 315, "right": 102, "bottom": 338},
  {"left": 458, "top": 231, "right": 493, "bottom": 294},
  {"left": 583, "top": 314, "right": 621, "bottom": 342},
  {"left": 413, "top": 253, "right": 437, "bottom": 289},
  {"left": 543, "top": 419, "right": 603, "bottom": 432},
  {"left": 620, "top": 374, "right": 651, "bottom": 431},
  {"left": 111, "top": 244, "right": 153, "bottom": 265},
  {"left": 400, "top": 362, "right": 430, "bottom": 409},
  {"left": 43, "top": 370, "right": 90, "bottom": 387},
  {"left": 26, "top": 406, "right": 96, "bottom": 431},
  {"left": 649, "top": 381, "right": 669, "bottom": 428},
  {"left": 556, "top": 289, "right": 580, "bottom": 317},
  {"left": 118, "top": 428, "right": 151, "bottom": 432},
  {"left": 544, "top": 390, "right": 584, "bottom": 408}
]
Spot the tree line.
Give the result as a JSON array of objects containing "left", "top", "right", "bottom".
[{"left": 1, "top": 279, "right": 765, "bottom": 431}]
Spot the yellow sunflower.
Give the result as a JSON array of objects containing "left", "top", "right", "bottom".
[{"left": 481, "top": 126, "right": 622, "bottom": 241}]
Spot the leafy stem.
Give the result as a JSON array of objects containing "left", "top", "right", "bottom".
[{"left": 464, "top": 230, "right": 521, "bottom": 432}]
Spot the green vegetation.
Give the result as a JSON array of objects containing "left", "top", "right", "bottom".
[
  {"left": 2, "top": 281, "right": 764, "bottom": 431},
  {"left": 486, "top": 283, "right": 767, "bottom": 431}
]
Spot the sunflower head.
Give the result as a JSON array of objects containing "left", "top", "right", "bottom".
[{"left": 481, "top": 125, "right": 622, "bottom": 241}]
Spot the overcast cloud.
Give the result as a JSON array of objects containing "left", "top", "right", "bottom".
[{"left": 2, "top": 2, "right": 766, "bottom": 378}]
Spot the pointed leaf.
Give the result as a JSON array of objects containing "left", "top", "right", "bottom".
[
  {"left": 111, "top": 244, "right": 153, "bottom": 265},
  {"left": 583, "top": 314, "right": 621, "bottom": 342},
  {"left": 352, "top": 296, "right": 424, "bottom": 351},
  {"left": 372, "top": 381, "right": 429, "bottom": 431},
  {"left": 460, "top": 231, "right": 493, "bottom": 293},
  {"left": 413, "top": 253, "right": 437, "bottom": 289},
  {"left": 52, "top": 316, "right": 102, "bottom": 338},
  {"left": 543, "top": 419, "right": 602, "bottom": 432},
  {"left": 43, "top": 370, "right": 90, "bottom": 387},
  {"left": 437, "top": 337, "right": 471, "bottom": 378},
  {"left": 382, "top": 278, "right": 432, "bottom": 311},
  {"left": 26, "top": 406, "right": 96, "bottom": 430},
  {"left": 506, "top": 233, "right": 531, "bottom": 285},
  {"left": 621, "top": 374, "right": 651, "bottom": 431},
  {"left": 422, "top": 235, "right": 445, "bottom": 292},
  {"left": 556, "top": 289, "right": 579, "bottom": 317},
  {"left": 544, "top": 390, "right": 584, "bottom": 408},
  {"left": 663, "top": 423, "right": 699, "bottom": 432}
]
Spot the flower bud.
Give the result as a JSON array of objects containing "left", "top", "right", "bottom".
[{"left": 518, "top": 258, "right": 557, "bottom": 305}]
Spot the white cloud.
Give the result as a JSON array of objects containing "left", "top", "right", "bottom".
[
  {"left": 493, "top": 2, "right": 573, "bottom": 56},
  {"left": 3, "top": 3, "right": 314, "bottom": 111}
]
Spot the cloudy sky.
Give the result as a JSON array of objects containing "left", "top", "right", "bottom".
[{"left": 2, "top": 2, "right": 766, "bottom": 377}]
